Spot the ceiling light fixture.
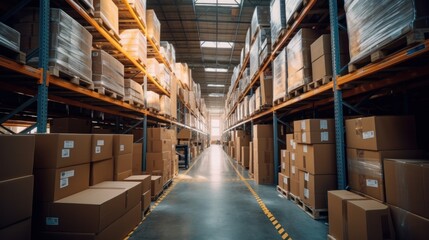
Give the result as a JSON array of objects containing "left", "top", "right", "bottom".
[
  {"left": 201, "top": 41, "right": 234, "bottom": 49},
  {"left": 207, "top": 84, "right": 225, "bottom": 87},
  {"left": 208, "top": 93, "right": 225, "bottom": 97},
  {"left": 205, "top": 68, "right": 228, "bottom": 73},
  {"left": 195, "top": 0, "right": 241, "bottom": 7}
]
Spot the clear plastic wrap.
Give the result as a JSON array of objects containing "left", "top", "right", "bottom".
[
  {"left": 147, "top": 58, "right": 160, "bottom": 79},
  {"left": 347, "top": 157, "right": 382, "bottom": 178},
  {"left": 270, "top": 0, "right": 287, "bottom": 46},
  {"left": 161, "top": 41, "right": 174, "bottom": 64},
  {"left": 287, "top": 28, "right": 318, "bottom": 92},
  {"left": 251, "top": 6, "right": 270, "bottom": 39},
  {"left": 146, "top": 91, "right": 160, "bottom": 111},
  {"left": 273, "top": 48, "right": 287, "bottom": 101},
  {"left": 259, "top": 27, "right": 271, "bottom": 63},
  {"left": 93, "top": 0, "right": 119, "bottom": 36},
  {"left": 92, "top": 49, "right": 125, "bottom": 96},
  {"left": 255, "top": 87, "right": 261, "bottom": 110},
  {"left": 243, "top": 96, "right": 249, "bottom": 118},
  {"left": 128, "top": 0, "right": 146, "bottom": 27},
  {"left": 146, "top": 9, "right": 160, "bottom": 45},
  {"left": 16, "top": 8, "right": 93, "bottom": 83},
  {"left": 159, "top": 95, "right": 171, "bottom": 116},
  {"left": 120, "top": 29, "right": 147, "bottom": 65},
  {"left": 249, "top": 34, "right": 260, "bottom": 78},
  {"left": 158, "top": 64, "right": 171, "bottom": 92},
  {"left": 344, "top": 0, "right": 429, "bottom": 64},
  {"left": 245, "top": 27, "right": 251, "bottom": 56},
  {"left": 175, "top": 63, "right": 190, "bottom": 88},
  {"left": 285, "top": 0, "right": 302, "bottom": 24},
  {"left": 124, "top": 79, "right": 144, "bottom": 106},
  {"left": 0, "top": 22, "right": 20, "bottom": 52}
]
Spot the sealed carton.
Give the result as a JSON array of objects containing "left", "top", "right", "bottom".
[
  {"left": 389, "top": 204, "right": 429, "bottom": 240},
  {"left": 90, "top": 181, "right": 142, "bottom": 212},
  {"left": 280, "top": 149, "right": 290, "bottom": 176},
  {"left": 90, "top": 158, "right": 113, "bottom": 185},
  {"left": 151, "top": 176, "right": 162, "bottom": 197},
  {"left": 142, "top": 190, "right": 151, "bottom": 212},
  {"left": 124, "top": 175, "right": 151, "bottom": 194},
  {"left": 0, "top": 218, "right": 31, "bottom": 240},
  {"left": 299, "top": 171, "right": 337, "bottom": 209},
  {"left": 296, "top": 144, "right": 336, "bottom": 174},
  {"left": 253, "top": 138, "right": 274, "bottom": 185},
  {"left": 132, "top": 143, "right": 143, "bottom": 175},
  {"left": 147, "top": 139, "right": 172, "bottom": 153},
  {"left": 0, "top": 135, "right": 34, "bottom": 181},
  {"left": 293, "top": 119, "right": 335, "bottom": 132},
  {"left": 91, "top": 134, "right": 113, "bottom": 162},
  {"left": 253, "top": 124, "right": 273, "bottom": 139},
  {"left": 113, "top": 135, "right": 133, "bottom": 156},
  {"left": 241, "top": 146, "right": 250, "bottom": 168},
  {"left": 114, "top": 153, "right": 133, "bottom": 180}
]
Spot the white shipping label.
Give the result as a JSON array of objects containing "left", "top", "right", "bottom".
[
  {"left": 61, "top": 149, "right": 70, "bottom": 158},
  {"left": 304, "top": 188, "right": 309, "bottom": 198},
  {"left": 282, "top": 151, "right": 286, "bottom": 157},
  {"left": 120, "top": 144, "right": 125, "bottom": 152},
  {"left": 321, "top": 132, "right": 329, "bottom": 142},
  {"left": 292, "top": 166, "right": 296, "bottom": 174},
  {"left": 301, "top": 120, "right": 306, "bottom": 130},
  {"left": 60, "top": 170, "right": 75, "bottom": 179},
  {"left": 362, "top": 131, "right": 375, "bottom": 139},
  {"left": 320, "top": 120, "right": 328, "bottom": 130},
  {"left": 282, "top": 162, "right": 285, "bottom": 169},
  {"left": 302, "top": 133, "right": 307, "bottom": 143},
  {"left": 64, "top": 140, "right": 74, "bottom": 149},
  {"left": 304, "top": 173, "right": 310, "bottom": 182},
  {"left": 97, "top": 140, "right": 105, "bottom": 146},
  {"left": 291, "top": 153, "right": 295, "bottom": 161},
  {"left": 46, "top": 217, "right": 59, "bottom": 226},
  {"left": 366, "top": 179, "right": 379, "bottom": 188},
  {"left": 95, "top": 146, "right": 101, "bottom": 154},
  {"left": 284, "top": 178, "right": 288, "bottom": 184},
  {"left": 303, "top": 145, "right": 308, "bottom": 153},
  {"left": 60, "top": 178, "right": 69, "bottom": 188}
]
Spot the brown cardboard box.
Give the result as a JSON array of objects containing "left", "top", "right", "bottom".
[
  {"left": 253, "top": 138, "right": 274, "bottom": 185},
  {"left": 345, "top": 116, "right": 417, "bottom": 151},
  {"left": 148, "top": 128, "right": 169, "bottom": 140},
  {"left": 114, "top": 153, "right": 132, "bottom": 175},
  {"left": 328, "top": 190, "right": 366, "bottom": 240},
  {"left": 50, "top": 118, "right": 92, "bottom": 133},
  {"left": 310, "top": 34, "right": 331, "bottom": 62},
  {"left": 177, "top": 128, "right": 192, "bottom": 139},
  {"left": 253, "top": 124, "right": 273, "bottom": 139},
  {"left": 132, "top": 143, "right": 142, "bottom": 175},
  {"left": 40, "top": 188, "right": 126, "bottom": 233},
  {"left": 384, "top": 159, "right": 429, "bottom": 218},
  {"left": 114, "top": 170, "right": 132, "bottom": 181},
  {"left": 296, "top": 144, "right": 336, "bottom": 174},
  {"left": 113, "top": 135, "right": 133, "bottom": 156},
  {"left": 389, "top": 204, "right": 429, "bottom": 240},
  {"left": 347, "top": 200, "right": 395, "bottom": 240},
  {"left": 0, "top": 176, "right": 33, "bottom": 229},
  {"left": 347, "top": 148, "right": 423, "bottom": 202},
  {"left": 278, "top": 173, "right": 290, "bottom": 191},
  {"left": 146, "top": 151, "right": 170, "bottom": 172},
  {"left": 93, "top": 0, "right": 119, "bottom": 36},
  {"left": 34, "top": 134, "right": 91, "bottom": 169},
  {"left": 286, "top": 134, "right": 295, "bottom": 151},
  {"left": 0, "top": 218, "right": 31, "bottom": 240},
  {"left": 299, "top": 171, "right": 337, "bottom": 209},
  {"left": 91, "top": 134, "right": 113, "bottom": 162},
  {"left": 124, "top": 175, "right": 151, "bottom": 193},
  {"left": 142, "top": 190, "right": 151, "bottom": 212},
  {"left": 34, "top": 164, "right": 90, "bottom": 202},
  {"left": 151, "top": 176, "right": 162, "bottom": 197},
  {"left": 147, "top": 139, "right": 172, "bottom": 153},
  {"left": 90, "top": 158, "right": 113, "bottom": 185},
  {"left": 290, "top": 179, "right": 300, "bottom": 196},
  {"left": 293, "top": 119, "right": 335, "bottom": 133},
  {"left": 312, "top": 54, "right": 332, "bottom": 81},
  {"left": 241, "top": 146, "right": 250, "bottom": 168},
  {"left": 90, "top": 181, "right": 141, "bottom": 212},
  {"left": 249, "top": 142, "right": 254, "bottom": 174},
  {"left": 290, "top": 150, "right": 299, "bottom": 182},
  {"left": 294, "top": 131, "right": 334, "bottom": 144},
  {"left": 236, "top": 135, "right": 251, "bottom": 163},
  {"left": 0, "top": 135, "right": 34, "bottom": 181},
  {"left": 234, "top": 130, "right": 245, "bottom": 138},
  {"left": 281, "top": 149, "right": 290, "bottom": 176}
]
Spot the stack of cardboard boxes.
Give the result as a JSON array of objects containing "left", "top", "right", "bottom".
[
  {"left": 90, "top": 134, "right": 114, "bottom": 185},
  {"left": 234, "top": 130, "right": 251, "bottom": 167},
  {"left": 146, "top": 128, "right": 173, "bottom": 190},
  {"left": 249, "top": 141, "right": 254, "bottom": 177},
  {"left": 253, "top": 125, "right": 274, "bottom": 184},
  {"left": 113, "top": 135, "right": 134, "bottom": 180},
  {"left": 124, "top": 175, "right": 152, "bottom": 212},
  {"left": 0, "top": 136, "right": 35, "bottom": 239}
]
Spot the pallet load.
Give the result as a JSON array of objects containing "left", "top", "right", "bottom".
[
  {"left": 273, "top": 48, "right": 287, "bottom": 104},
  {"left": 124, "top": 175, "right": 151, "bottom": 212},
  {"left": 251, "top": 6, "right": 270, "bottom": 42},
  {"left": 259, "top": 27, "right": 272, "bottom": 64},
  {"left": 234, "top": 130, "right": 251, "bottom": 166},
  {"left": 146, "top": 10, "right": 160, "bottom": 47},
  {"left": 128, "top": 0, "right": 147, "bottom": 26},
  {"left": 92, "top": 49, "right": 125, "bottom": 98},
  {"left": 146, "top": 128, "right": 172, "bottom": 186},
  {"left": 0, "top": 22, "right": 24, "bottom": 63},
  {"left": 158, "top": 64, "right": 171, "bottom": 92},
  {"left": 287, "top": 28, "right": 318, "bottom": 96},
  {"left": 124, "top": 79, "right": 144, "bottom": 107},
  {"left": 120, "top": 29, "right": 147, "bottom": 65},
  {"left": 244, "top": 27, "right": 251, "bottom": 58},
  {"left": 146, "top": 91, "right": 160, "bottom": 112},
  {"left": 255, "top": 72, "right": 273, "bottom": 111},
  {"left": 345, "top": 0, "right": 429, "bottom": 70},
  {"left": 147, "top": 58, "right": 161, "bottom": 80},
  {"left": 249, "top": 94, "right": 256, "bottom": 116},
  {"left": 253, "top": 125, "right": 274, "bottom": 185},
  {"left": 270, "top": 0, "right": 287, "bottom": 48},
  {"left": 113, "top": 134, "right": 134, "bottom": 180},
  {"left": 249, "top": 30, "right": 260, "bottom": 79},
  {"left": 285, "top": 0, "right": 305, "bottom": 24},
  {"left": 93, "top": 0, "right": 119, "bottom": 38},
  {"left": 14, "top": 8, "right": 93, "bottom": 86},
  {"left": 160, "top": 41, "right": 176, "bottom": 66},
  {"left": 159, "top": 95, "right": 171, "bottom": 117}
]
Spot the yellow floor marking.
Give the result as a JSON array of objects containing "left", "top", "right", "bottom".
[
  {"left": 282, "top": 233, "right": 290, "bottom": 239},
  {"left": 272, "top": 220, "right": 278, "bottom": 225},
  {"left": 278, "top": 228, "right": 285, "bottom": 234},
  {"left": 275, "top": 224, "right": 281, "bottom": 230}
]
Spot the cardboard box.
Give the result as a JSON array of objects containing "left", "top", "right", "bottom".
[
  {"left": 253, "top": 138, "right": 274, "bottom": 185},
  {"left": 124, "top": 175, "right": 151, "bottom": 193},
  {"left": 34, "top": 134, "right": 91, "bottom": 169},
  {"left": 0, "top": 135, "right": 34, "bottom": 181},
  {"left": 34, "top": 164, "right": 90, "bottom": 202},
  {"left": 147, "top": 139, "right": 172, "bottom": 153},
  {"left": 347, "top": 148, "right": 423, "bottom": 202},
  {"left": 384, "top": 159, "right": 429, "bottom": 218},
  {"left": 294, "top": 131, "right": 334, "bottom": 144},
  {"left": 347, "top": 200, "right": 395, "bottom": 240},
  {"left": 148, "top": 128, "right": 169, "bottom": 140},
  {"left": 132, "top": 143, "right": 142, "bottom": 175},
  {"left": 142, "top": 190, "right": 151, "bottom": 212},
  {"left": 241, "top": 146, "right": 250, "bottom": 168},
  {"left": 93, "top": 0, "right": 119, "bottom": 36},
  {"left": 91, "top": 134, "right": 113, "bottom": 162},
  {"left": 389, "top": 204, "right": 429, "bottom": 240},
  {"left": 0, "top": 176, "right": 33, "bottom": 229},
  {"left": 90, "top": 181, "right": 141, "bottom": 212},
  {"left": 146, "top": 152, "right": 170, "bottom": 172},
  {"left": 281, "top": 149, "right": 290, "bottom": 176},
  {"left": 286, "top": 134, "right": 295, "bottom": 151},
  {"left": 296, "top": 144, "right": 336, "bottom": 174},
  {"left": 249, "top": 142, "right": 254, "bottom": 174},
  {"left": 345, "top": 116, "right": 417, "bottom": 151},
  {"left": 311, "top": 34, "right": 331, "bottom": 62},
  {"left": 312, "top": 54, "right": 332, "bottom": 81},
  {"left": 278, "top": 173, "right": 290, "bottom": 191},
  {"left": 177, "top": 128, "right": 192, "bottom": 139},
  {"left": 253, "top": 125, "right": 273, "bottom": 139},
  {"left": 40, "top": 188, "right": 126, "bottom": 233},
  {"left": 293, "top": 119, "right": 335, "bottom": 133},
  {"left": 290, "top": 150, "right": 299, "bottom": 182},
  {"left": 299, "top": 171, "right": 337, "bottom": 209},
  {"left": 328, "top": 190, "right": 366, "bottom": 240},
  {"left": 50, "top": 118, "right": 91, "bottom": 133},
  {"left": 151, "top": 176, "right": 162, "bottom": 197},
  {"left": 290, "top": 179, "right": 300, "bottom": 196},
  {"left": 90, "top": 158, "right": 113, "bottom": 185},
  {"left": 114, "top": 170, "right": 132, "bottom": 181},
  {"left": 0, "top": 218, "right": 31, "bottom": 240},
  {"left": 114, "top": 153, "right": 133, "bottom": 178},
  {"left": 113, "top": 135, "right": 133, "bottom": 156}
]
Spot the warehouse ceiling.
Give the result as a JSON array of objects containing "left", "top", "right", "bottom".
[{"left": 147, "top": 0, "right": 272, "bottom": 112}]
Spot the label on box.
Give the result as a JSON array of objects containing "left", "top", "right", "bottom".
[
  {"left": 366, "top": 179, "right": 378, "bottom": 188},
  {"left": 282, "top": 162, "right": 285, "bottom": 169},
  {"left": 301, "top": 120, "right": 306, "bottom": 130},
  {"left": 60, "top": 178, "right": 69, "bottom": 188},
  {"left": 304, "top": 188, "right": 309, "bottom": 199},
  {"left": 292, "top": 141, "right": 296, "bottom": 149},
  {"left": 362, "top": 131, "right": 375, "bottom": 139},
  {"left": 291, "top": 153, "right": 295, "bottom": 161},
  {"left": 61, "top": 149, "right": 70, "bottom": 158},
  {"left": 120, "top": 144, "right": 125, "bottom": 152},
  {"left": 321, "top": 132, "right": 329, "bottom": 142},
  {"left": 304, "top": 173, "right": 310, "bottom": 181},
  {"left": 292, "top": 166, "right": 296, "bottom": 174},
  {"left": 95, "top": 146, "right": 101, "bottom": 154},
  {"left": 303, "top": 145, "right": 308, "bottom": 153},
  {"left": 64, "top": 140, "right": 74, "bottom": 149},
  {"left": 60, "top": 170, "right": 74, "bottom": 179},
  {"left": 320, "top": 120, "right": 328, "bottom": 130},
  {"left": 97, "top": 140, "right": 104, "bottom": 146},
  {"left": 302, "top": 133, "right": 307, "bottom": 143},
  {"left": 46, "top": 217, "right": 59, "bottom": 226},
  {"left": 284, "top": 177, "right": 288, "bottom": 184},
  {"left": 282, "top": 151, "right": 286, "bottom": 157}
]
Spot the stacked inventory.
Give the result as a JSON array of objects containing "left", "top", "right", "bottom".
[
  {"left": 124, "top": 79, "right": 144, "bottom": 106},
  {"left": 270, "top": 0, "right": 286, "bottom": 47},
  {"left": 128, "top": 0, "right": 147, "bottom": 26},
  {"left": 92, "top": 49, "right": 125, "bottom": 97},
  {"left": 90, "top": 134, "right": 114, "bottom": 185},
  {"left": 159, "top": 95, "right": 172, "bottom": 117},
  {"left": 147, "top": 91, "right": 160, "bottom": 111},
  {"left": 93, "top": 0, "right": 119, "bottom": 37},
  {"left": 146, "top": 128, "right": 173, "bottom": 187},
  {"left": 234, "top": 130, "right": 251, "bottom": 167},
  {"left": 253, "top": 125, "right": 274, "bottom": 185},
  {"left": 273, "top": 48, "right": 287, "bottom": 103},
  {"left": 113, "top": 135, "right": 134, "bottom": 180},
  {"left": 120, "top": 29, "right": 147, "bottom": 65},
  {"left": 0, "top": 22, "right": 20, "bottom": 52},
  {"left": 124, "top": 175, "right": 152, "bottom": 212}
]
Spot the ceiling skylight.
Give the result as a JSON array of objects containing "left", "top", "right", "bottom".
[
  {"left": 205, "top": 68, "right": 228, "bottom": 73},
  {"left": 195, "top": 0, "right": 241, "bottom": 7},
  {"left": 208, "top": 93, "right": 225, "bottom": 97},
  {"left": 207, "top": 84, "right": 225, "bottom": 87},
  {"left": 201, "top": 41, "right": 234, "bottom": 49}
]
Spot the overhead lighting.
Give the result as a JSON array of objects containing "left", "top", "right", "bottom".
[
  {"left": 205, "top": 68, "right": 228, "bottom": 73},
  {"left": 208, "top": 93, "right": 225, "bottom": 97},
  {"left": 207, "top": 84, "right": 225, "bottom": 87},
  {"left": 201, "top": 41, "right": 234, "bottom": 49},
  {"left": 195, "top": 0, "right": 241, "bottom": 7}
]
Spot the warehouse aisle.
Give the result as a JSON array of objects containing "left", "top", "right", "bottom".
[{"left": 129, "top": 145, "right": 327, "bottom": 240}]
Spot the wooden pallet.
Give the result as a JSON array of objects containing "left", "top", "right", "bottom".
[
  {"left": 286, "top": 0, "right": 309, "bottom": 28},
  {"left": 276, "top": 185, "right": 290, "bottom": 200},
  {"left": 49, "top": 65, "right": 94, "bottom": 90},
  {"left": 94, "top": 87, "right": 124, "bottom": 100},
  {"left": 272, "top": 28, "right": 288, "bottom": 50},
  {"left": 305, "top": 76, "right": 332, "bottom": 91},
  {"left": 288, "top": 85, "right": 306, "bottom": 98},
  {"left": 143, "top": 206, "right": 151, "bottom": 216},
  {"left": 151, "top": 190, "right": 164, "bottom": 201},
  {"left": 273, "top": 96, "right": 288, "bottom": 106},
  {"left": 93, "top": 17, "right": 121, "bottom": 42},
  {"left": 123, "top": 97, "right": 144, "bottom": 108},
  {"left": 72, "top": 0, "right": 94, "bottom": 16},
  {"left": 348, "top": 28, "right": 429, "bottom": 73},
  {"left": 301, "top": 204, "right": 328, "bottom": 220},
  {"left": 163, "top": 179, "right": 173, "bottom": 190},
  {"left": 159, "top": 113, "right": 171, "bottom": 119},
  {"left": 289, "top": 192, "right": 300, "bottom": 204},
  {"left": 0, "top": 44, "right": 26, "bottom": 64}
]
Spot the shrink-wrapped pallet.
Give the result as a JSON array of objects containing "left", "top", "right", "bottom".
[
  {"left": 146, "top": 91, "right": 160, "bottom": 111},
  {"left": 273, "top": 48, "right": 287, "bottom": 102},
  {"left": 259, "top": 27, "right": 271, "bottom": 64},
  {"left": 245, "top": 27, "right": 251, "bottom": 57},
  {"left": 270, "top": 0, "right": 286, "bottom": 47},
  {"left": 158, "top": 64, "right": 171, "bottom": 92},
  {"left": 249, "top": 36, "right": 260, "bottom": 79},
  {"left": 124, "top": 79, "right": 144, "bottom": 106},
  {"left": 147, "top": 58, "right": 160, "bottom": 80},
  {"left": 0, "top": 22, "right": 20, "bottom": 52},
  {"left": 159, "top": 95, "right": 171, "bottom": 116},
  {"left": 93, "top": 0, "right": 119, "bottom": 37},
  {"left": 128, "top": 0, "right": 146, "bottom": 26},
  {"left": 146, "top": 10, "right": 160, "bottom": 46},
  {"left": 92, "top": 49, "right": 125, "bottom": 97},
  {"left": 251, "top": 6, "right": 270, "bottom": 40},
  {"left": 285, "top": 0, "right": 303, "bottom": 24},
  {"left": 120, "top": 29, "right": 147, "bottom": 65}
]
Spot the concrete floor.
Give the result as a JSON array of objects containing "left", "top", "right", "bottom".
[{"left": 129, "top": 145, "right": 328, "bottom": 240}]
